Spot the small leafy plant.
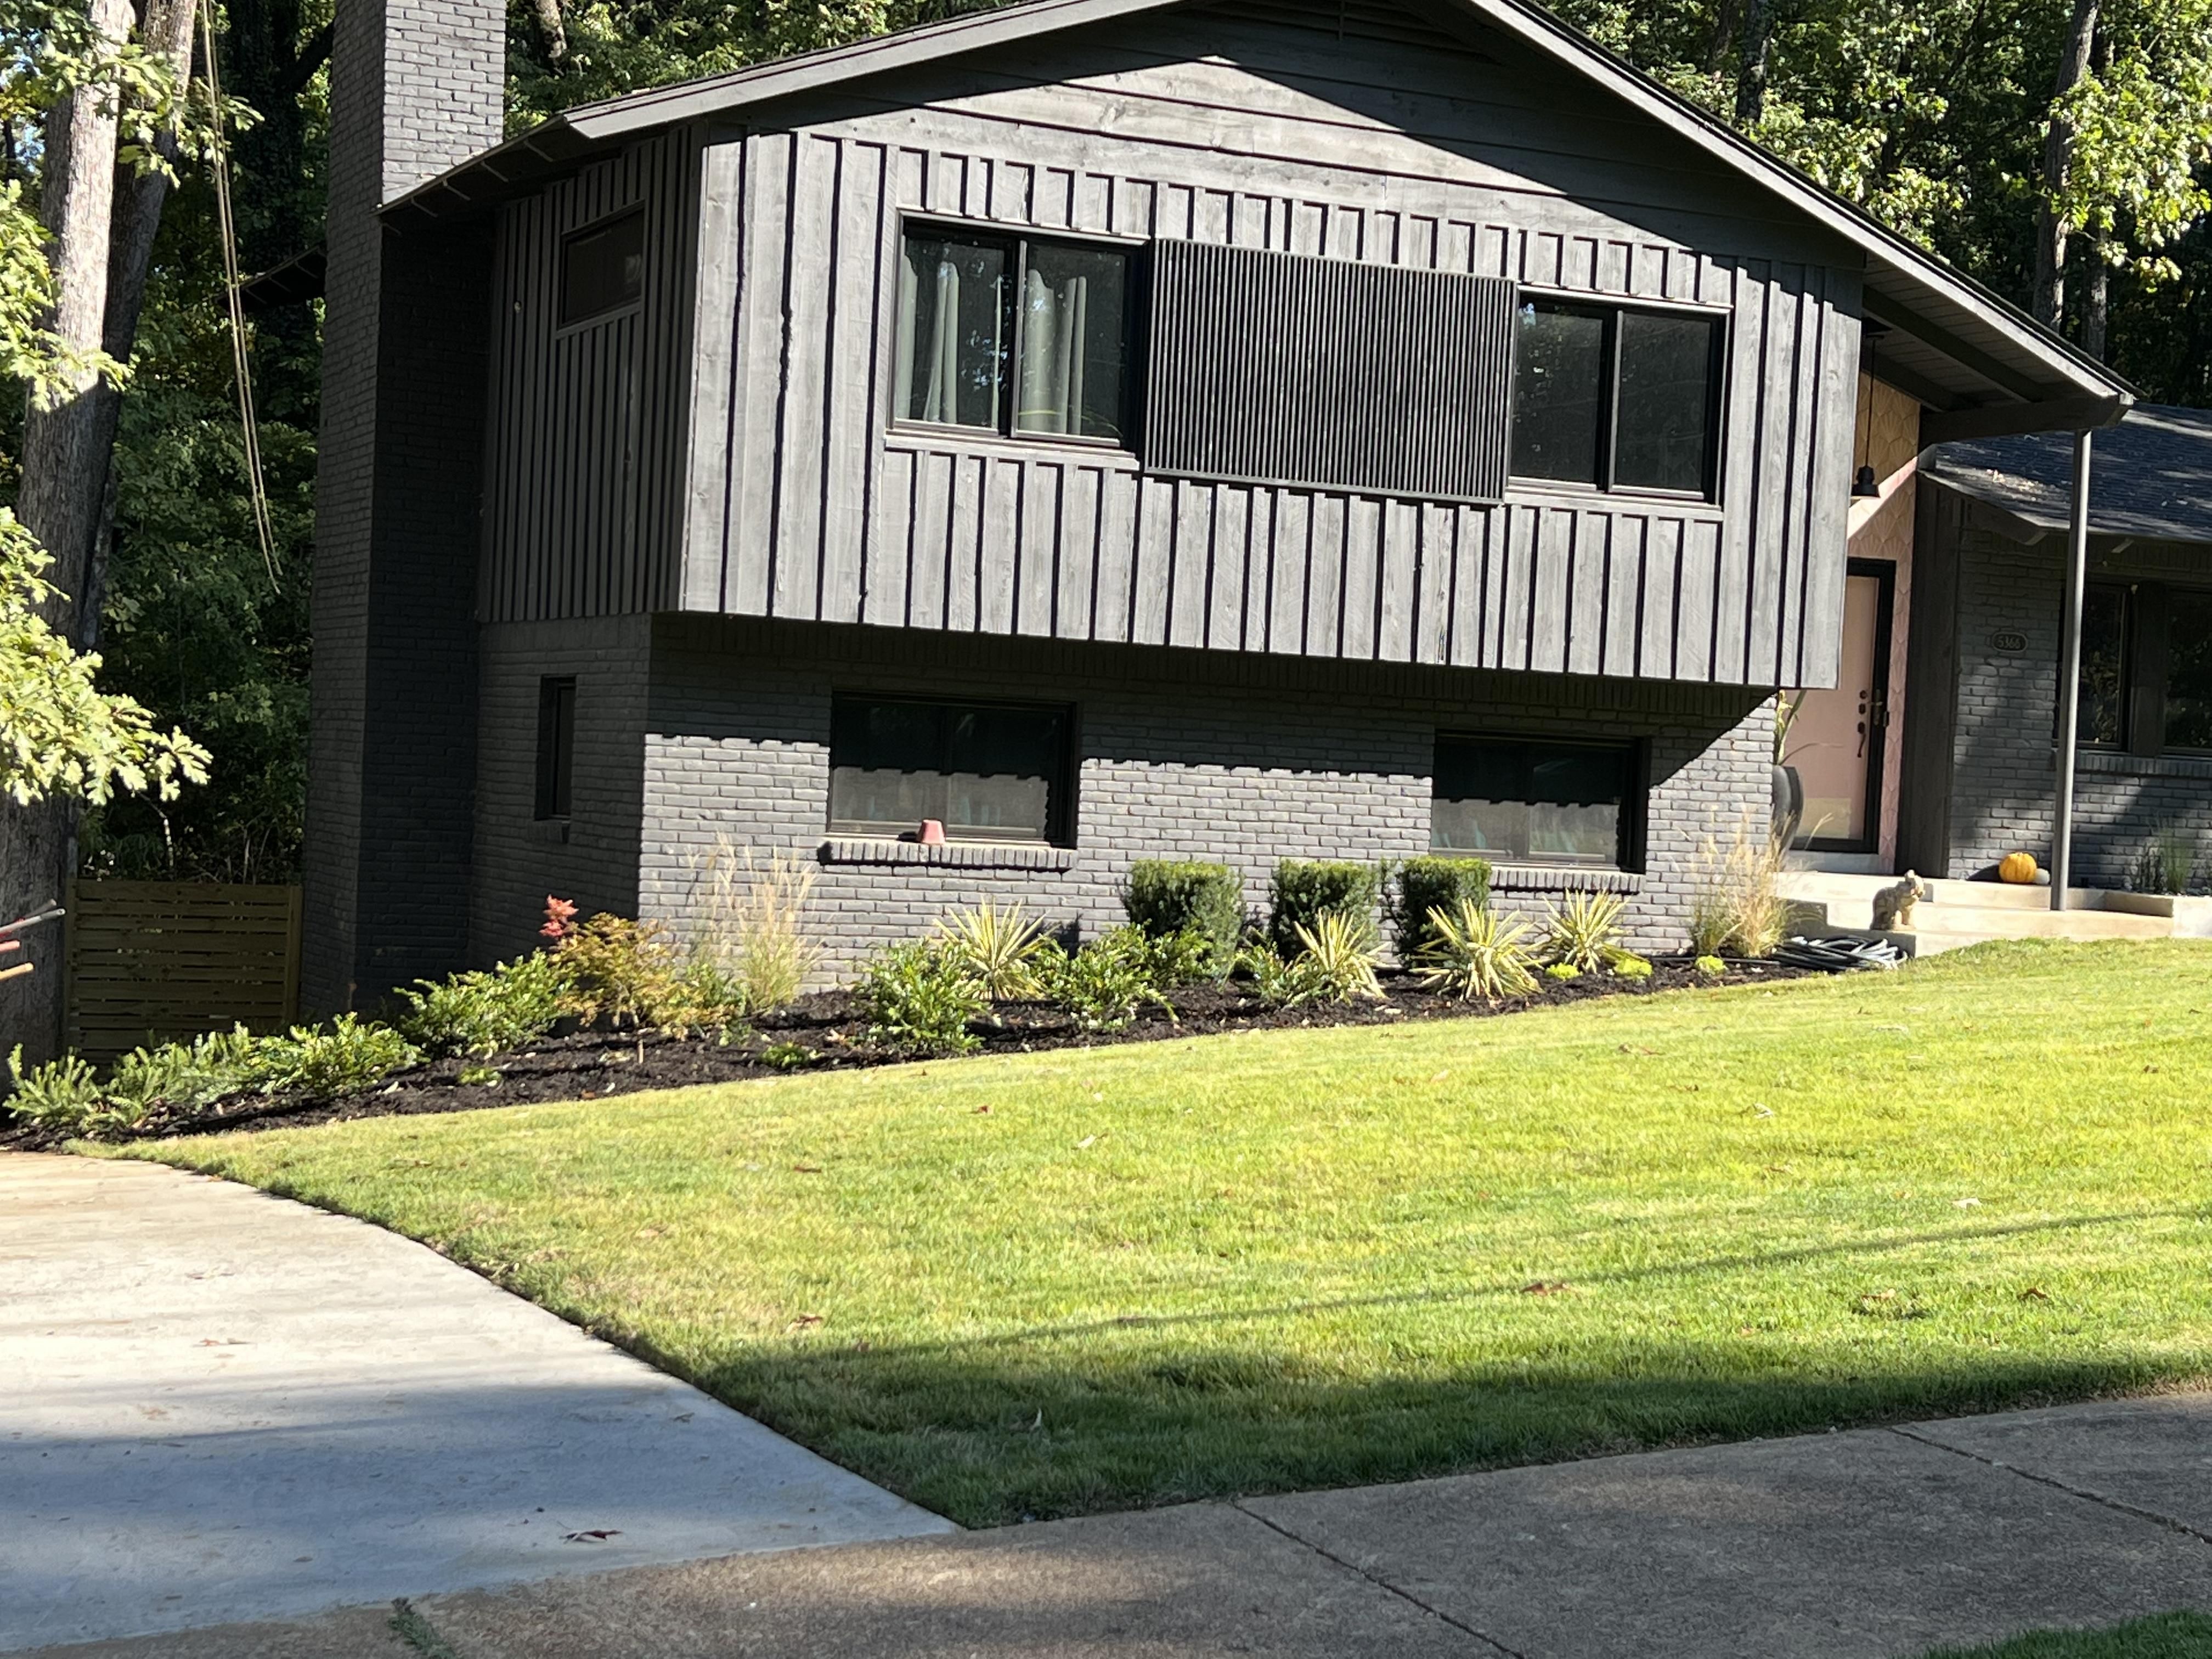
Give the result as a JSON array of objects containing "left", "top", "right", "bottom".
[
  {"left": 1037, "top": 926, "right": 1176, "bottom": 1033},
  {"left": 857, "top": 940, "right": 985, "bottom": 1055},
  {"left": 395, "top": 953, "right": 567, "bottom": 1058},
  {"left": 1695, "top": 955, "right": 1729, "bottom": 978},
  {"left": 6, "top": 1046, "right": 104, "bottom": 1131},
  {"left": 1415, "top": 900, "right": 1539, "bottom": 1003},
  {"left": 1545, "top": 962, "right": 1581, "bottom": 982},
  {"left": 1122, "top": 861, "right": 1244, "bottom": 977},
  {"left": 1236, "top": 941, "right": 1325, "bottom": 1009},
  {"left": 2128, "top": 823, "right": 2195, "bottom": 896},
  {"left": 759, "top": 1039, "right": 818, "bottom": 1071},
  {"left": 1611, "top": 952, "right": 1655, "bottom": 981},
  {"left": 256, "top": 1014, "right": 420, "bottom": 1100},
  {"left": 935, "top": 901, "right": 1052, "bottom": 1001}
]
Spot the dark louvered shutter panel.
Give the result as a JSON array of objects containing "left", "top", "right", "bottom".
[{"left": 1143, "top": 242, "right": 1515, "bottom": 503}]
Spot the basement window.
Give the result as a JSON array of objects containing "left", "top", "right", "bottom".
[
  {"left": 535, "top": 677, "right": 576, "bottom": 820},
  {"left": 560, "top": 211, "right": 645, "bottom": 328},
  {"left": 1431, "top": 735, "right": 1640, "bottom": 868},
  {"left": 829, "top": 695, "right": 1072, "bottom": 844}
]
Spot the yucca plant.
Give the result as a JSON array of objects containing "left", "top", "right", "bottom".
[
  {"left": 1415, "top": 900, "right": 1539, "bottom": 1003},
  {"left": 1289, "top": 911, "right": 1387, "bottom": 1003},
  {"left": 1540, "top": 890, "right": 1630, "bottom": 973},
  {"left": 935, "top": 901, "right": 1052, "bottom": 1001}
]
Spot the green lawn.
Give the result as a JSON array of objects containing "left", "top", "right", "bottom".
[
  {"left": 116, "top": 940, "right": 2212, "bottom": 1527},
  {"left": 1918, "top": 1613, "right": 2212, "bottom": 1657}
]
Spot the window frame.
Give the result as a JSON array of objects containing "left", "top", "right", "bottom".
[
  {"left": 2154, "top": 583, "right": 2212, "bottom": 757},
  {"left": 535, "top": 676, "right": 577, "bottom": 822},
  {"left": 826, "top": 690, "right": 1080, "bottom": 848},
  {"left": 556, "top": 208, "right": 646, "bottom": 334},
  {"left": 1429, "top": 730, "right": 1648, "bottom": 872},
  {"left": 2072, "top": 580, "right": 2135, "bottom": 752},
  {"left": 889, "top": 215, "right": 1144, "bottom": 454},
  {"left": 1508, "top": 287, "right": 1730, "bottom": 504}
]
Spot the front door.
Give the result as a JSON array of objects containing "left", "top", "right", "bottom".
[{"left": 1787, "top": 558, "right": 1894, "bottom": 853}]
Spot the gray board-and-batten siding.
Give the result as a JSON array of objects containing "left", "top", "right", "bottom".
[{"left": 479, "top": 4, "right": 1862, "bottom": 691}]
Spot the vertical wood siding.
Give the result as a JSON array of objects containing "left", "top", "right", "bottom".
[
  {"left": 675, "top": 10, "right": 1859, "bottom": 687},
  {"left": 481, "top": 127, "right": 702, "bottom": 621}
]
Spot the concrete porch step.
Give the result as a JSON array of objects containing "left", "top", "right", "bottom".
[{"left": 1778, "top": 871, "right": 2182, "bottom": 955}]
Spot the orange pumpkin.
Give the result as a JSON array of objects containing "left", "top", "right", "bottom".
[{"left": 1999, "top": 851, "right": 2039, "bottom": 884}]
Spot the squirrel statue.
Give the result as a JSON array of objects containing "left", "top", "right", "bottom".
[{"left": 1871, "top": 871, "right": 1931, "bottom": 931}]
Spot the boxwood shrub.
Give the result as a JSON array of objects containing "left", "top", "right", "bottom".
[
  {"left": 1121, "top": 860, "right": 1244, "bottom": 976},
  {"left": 1386, "top": 855, "right": 1494, "bottom": 962},
  {"left": 1268, "top": 859, "right": 1383, "bottom": 956}
]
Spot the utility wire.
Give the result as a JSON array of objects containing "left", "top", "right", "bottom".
[{"left": 197, "top": 0, "right": 279, "bottom": 589}]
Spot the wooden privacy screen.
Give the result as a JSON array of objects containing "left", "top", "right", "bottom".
[
  {"left": 1144, "top": 241, "right": 1516, "bottom": 504},
  {"left": 67, "top": 882, "right": 303, "bottom": 1062}
]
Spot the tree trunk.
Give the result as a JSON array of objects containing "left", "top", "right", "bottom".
[
  {"left": 1, "top": 0, "right": 137, "bottom": 1066},
  {"left": 2033, "top": 0, "right": 2101, "bottom": 331},
  {"left": 2084, "top": 250, "right": 2111, "bottom": 360},
  {"left": 1734, "top": 0, "right": 1773, "bottom": 125},
  {"left": 532, "top": 0, "right": 568, "bottom": 64}
]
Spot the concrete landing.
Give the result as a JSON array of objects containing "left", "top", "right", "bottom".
[
  {"left": 0, "top": 1154, "right": 954, "bottom": 1654},
  {"left": 1780, "top": 870, "right": 2187, "bottom": 953}
]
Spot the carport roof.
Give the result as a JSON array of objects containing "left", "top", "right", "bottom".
[{"left": 1923, "top": 405, "right": 2212, "bottom": 546}]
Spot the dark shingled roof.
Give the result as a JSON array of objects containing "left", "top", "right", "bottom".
[{"left": 1924, "top": 405, "right": 2212, "bottom": 544}]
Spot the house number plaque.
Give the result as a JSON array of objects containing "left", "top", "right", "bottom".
[{"left": 1990, "top": 630, "right": 2028, "bottom": 654}]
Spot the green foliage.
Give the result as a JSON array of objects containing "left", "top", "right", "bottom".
[
  {"left": 934, "top": 901, "right": 1052, "bottom": 1001},
  {"left": 1133, "top": 927, "right": 1220, "bottom": 989},
  {"left": 1288, "top": 912, "right": 1387, "bottom": 1003},
  {"left": 1696, "top": 955, "right": 1730, "bottom": 979},
  {"left": 1235, "top": 941, "right": 1323, "bottom": 1009},
  {"left": 6, "top": 1045, "right": 103, "bottom": 1129},
  {"left": 857, "top": 940, "right": 985, "bottom": 1054},
  {"left": 1545, "top": 962, "right": 1582, "bottom": 982},
  {"left": 1915, "top": 1611, "right": 2212, "bottom": 1658},
  {"left": 1121, "top": 860, "right": 1244, "bottom": 976},
  {"left": 1035, "top": 926, "right": 1176, "bottom": 1033},
  {"left": 552, "top": 913, "right": 743, "bottom": 1034},
  {"left": 759, "top": 1039, "right": 818, "bottom": 1071},
  {"left": 1611, "top": 952, "right": 1655, "bottom": 981},
  {"left": 1415, "top": 900, "right": 1539, "bottom": 1003},
  {"left": 2126, "top": 823, "right": 2195, "bottom": 895},
  {"left": 1385, "top": 856, "right": 1492, "bottom": 962},
  {"left": 394, "top": 953, "right": 568, "bottom": 1058},
  {"left": 1268, "top": 860, "right": 1382, "bottom": 956},
  {"left": 255, "top": 1014, "right": 420, "bottom": 1099},
  {"left": 1539, "top": 890, "right": 1632, "bottom": 974}
]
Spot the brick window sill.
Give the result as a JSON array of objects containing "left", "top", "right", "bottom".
[
  {"left": 2074, "top": 749, "right": 2212, "bottom": 782},
  {"left": 1488, "top": 865, "right": 1642, "bottom": 896},
  {"left": 817, "top": 837, "right": 1078, "bottom": 872}
]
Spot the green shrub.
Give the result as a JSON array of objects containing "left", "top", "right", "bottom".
[
  {"left": 1136, "top": 927, "right": 1220, "bottom": 988},
  {"left": 1695, "top": 955, "right": 1729, "bottom": 978},
  {"left": 1037, "top": 926, "right": 1176, "bottom": 1033},
  {"left": 857, "top": 941, "right": 985, "bottom": 1055},
  {"left": 396, "top": 953, "right": 568, "bottom": 1058},
  {"left": 1268, "top": 860, "right": 1382, "bottom": 956},
  {"left": 106, "top": 1026, "right": 266, "bottom": 1118},
  {"left": 1289, "top": 912, "right": 1386, "bottom": 1003},
  {"left": 555, "top": 913, "right": 745, "bottom": 1034},
  {"left": 256, "top": 1014, "right": 421, "bottom": 1099},
  {"left": 1612, "top": 952, "right": 1655, "bottom": 981},
  {"left": 1414, "top": 900, "right": 1539, "bottom": 1003},
  {"left": 1385, "top": 856, "right": 1492, "bottom": 961},
  {"left": 1122, "top": 861, "right": 1244, "bottom": 975},
  {"left": 1540, "top": 890, "right": 1631, "bottom": 973},
  {"left": 935, "top": 902, "right": 1052, "bottom": 1001},
  {"left": 1545, "top": 962, "right": 1581, "bottom": 982},
  {"left": 6, "top": 1046, "right": 103, "bottom": 1130}
]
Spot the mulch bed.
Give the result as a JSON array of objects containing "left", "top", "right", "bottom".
[{"left": 2, "top": 957, "right": 1811, "bottom": 1150}]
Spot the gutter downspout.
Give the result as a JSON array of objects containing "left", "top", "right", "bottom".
[{"left": 2051, "top": 428, "right": 2094, "bottom": 911}]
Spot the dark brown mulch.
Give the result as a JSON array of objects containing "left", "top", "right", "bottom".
[{"left": 1, "top": 958, "right": 1810, "bottom": 1150}]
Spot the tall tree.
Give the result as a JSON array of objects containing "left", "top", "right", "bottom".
[{"left": 2035, "top": 0, "right": 2102, "bottom": 330}]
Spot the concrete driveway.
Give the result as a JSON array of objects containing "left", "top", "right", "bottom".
[{"left": 0, "top": 1153, "right": 953, "bottom": 1652}]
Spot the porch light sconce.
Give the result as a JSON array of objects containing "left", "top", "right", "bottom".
[{"left": 1852, "top": 464, "right": 1882, "bottom": 499}]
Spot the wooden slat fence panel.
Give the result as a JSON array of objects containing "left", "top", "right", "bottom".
[{"left": 67, "top": 883, "right": 303, "bottom": 1063}]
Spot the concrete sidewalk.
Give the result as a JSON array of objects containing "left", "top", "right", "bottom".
[
  {"left": 0, "top": 1154, "right": 952, "bottom": 1653},
  {"left": 33, "top": 1391, "right": 2212, "bottom": 1658}
]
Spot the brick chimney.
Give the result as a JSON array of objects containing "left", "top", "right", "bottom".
[{"left": 306, "top": 2, "right": 505, "bottom": 1011}]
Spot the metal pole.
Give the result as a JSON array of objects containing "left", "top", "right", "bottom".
[{"left": 2051, "top": 427, "right": 2094, "bottom": 912}]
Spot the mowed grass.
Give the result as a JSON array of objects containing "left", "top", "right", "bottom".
[
  {"left": 117, "top": 940, "right": 2212, "bottom": 1527},
  {"left": 1919, "top": 1613, "right": 2212, "bottom": 1657}
]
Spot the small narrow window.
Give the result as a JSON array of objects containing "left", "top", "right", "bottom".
[
  {"left": 894, "top": 226, "right": 1132, "bottom": 444},
  {"left": 560, "top": 212, "right": 644, "bottom": 328},
  {"left": 2078, "top": 584, "right": 2130, "bottom": 748},
  {"left": 1511, "top": 298, "right": 1724, "bottom": 499},
  {"left": 536, "top": 677, "right": 577, "bottom": 820},
  {"left": 2164, "top": 590, "right": 2212, "bottom": 752},
  {"left": 1432, "top": 735, "right": 1636, "bottom": 867},
  {"left": 829, "top": 696, "right": 1071, "bottom": 843}
]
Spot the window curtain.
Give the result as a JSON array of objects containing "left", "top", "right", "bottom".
[
  {"left": 1018, "top": 267, "right": 1087, "bottom": 434},
  {"left": 895, "top": 246, "right": 965, "bottom": 425}
]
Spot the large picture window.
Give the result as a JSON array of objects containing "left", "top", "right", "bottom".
[
  {"left": 2078, "top": 583, "right": 2131, "bottom": 748},
  {"left": 1431, "top": 735, "right": 1638, "bottom": 867},
  {"left": 894, "top": 225, "right": 1132, "bottom": 445},
  {"left": 1512, "top": 298, "right": 1725, "bottom": 498},
  {"left": 2166, "top": 591, "right": 2212, "bottom": 752},
  {"left": 829, "top": 696, "right": 1072, "bottom": 843}
]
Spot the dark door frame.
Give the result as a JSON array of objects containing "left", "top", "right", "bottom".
[{"left": 1803, "top": 557, "right": 1897, "bottom": 855}]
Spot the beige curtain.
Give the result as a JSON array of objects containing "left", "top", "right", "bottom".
[
  {"left": 895, "top": 248, "right": 967, "bottom": 425},
  {"left": 1017, "top": 267, "right": 1087, "bottom": 434}
]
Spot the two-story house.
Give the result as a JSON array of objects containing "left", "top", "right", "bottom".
[{"left": 307, "top": 0, "right": 2131, "bottom": 1007}]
